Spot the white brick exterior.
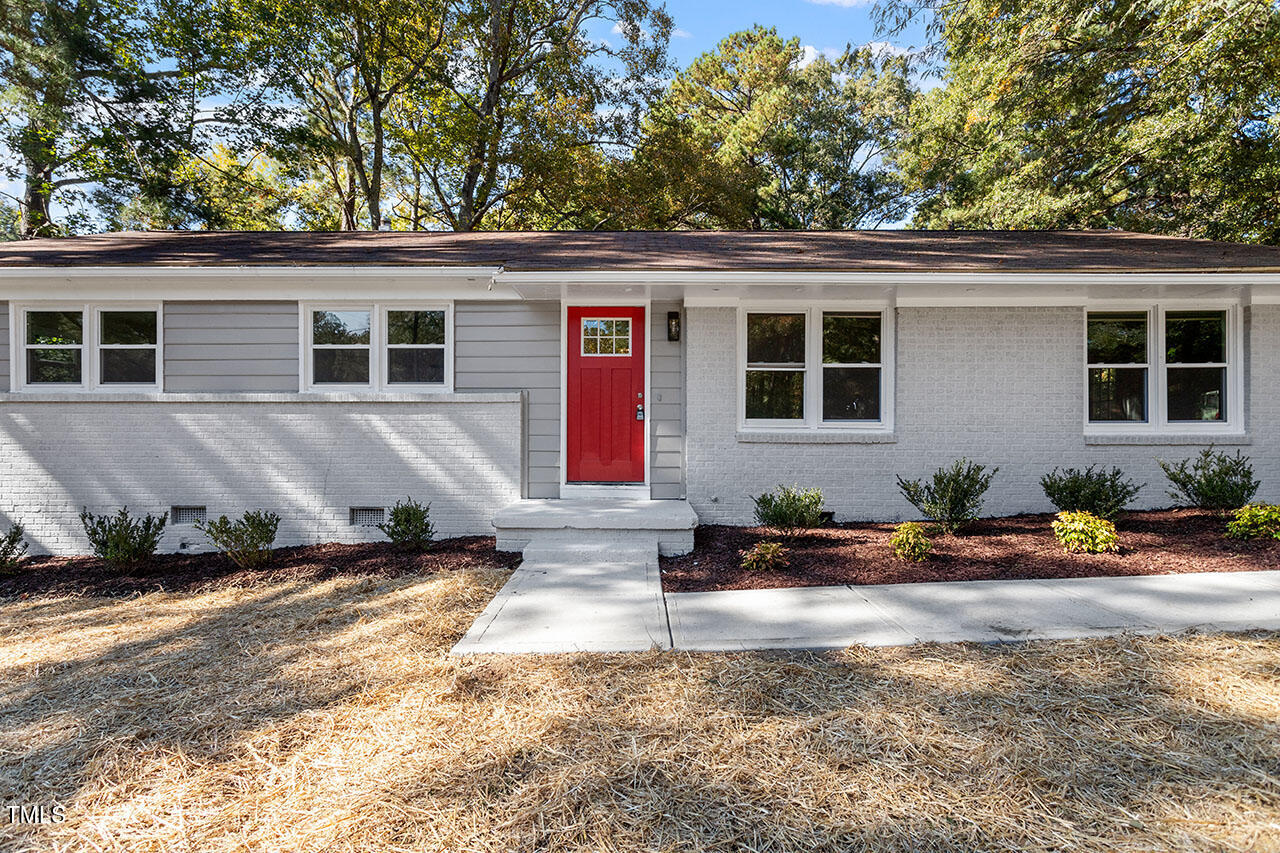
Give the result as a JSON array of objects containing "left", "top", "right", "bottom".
[
  {"left": 686, "top": 306, "right": 1280, "bottom": 524},
  {"left": 0, "top": 393, "right": 522, "bottom": 555}
]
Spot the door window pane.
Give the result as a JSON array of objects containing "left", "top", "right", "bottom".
[
  {"left": 581, "top": 317, "right": 630, "bottom": 356},
  {"left": 745, "top": 370, "right": 804, "bottom": 420},
  {"left": 313, "top": 311, "right": 370, "bottom": 345},
  {"left": 1166, "top": 311, "right": 1225, "bottom": 364},
  {"left": 1088, "top": 367, "right": 1147, "bottom": 422},
  {"left": 388, "top": 310, "right": 445, "bottom": 345},
  {"left": 1087, "top": 312, "right": 1147, "bottom": 364},
  {"left": 101, "top": 311, "right": 157, "bottom": 345},
  {"left": 313, "top": 349, "right": 370, "bottom": 384},
  {"left": 388, "top": 348, "right": 444, "bottom": 384},
  {"left": 823, "top": 367, "right": 880, "bottom": 421},
  {"left": 823, "top": 313, "right": 880, "bottom": 364},
  {"left": 27, "top": 349, "right": 81, "bottom": 384},
  {"left": 27, "top": 311, "right": 83, "bottom": 345},
  {"left": 747, "top": 313, "right": 805, "bottom": 364},
  {"left": 1168, "top": 367, "right": 1225, "bottom": 421},
  {"left": 101, "top": 349, "right": 157, "bottom": 384}
]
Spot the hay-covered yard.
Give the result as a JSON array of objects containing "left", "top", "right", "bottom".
[{"left": 2, "top": 567, "right": 1279, "bottom": 852}]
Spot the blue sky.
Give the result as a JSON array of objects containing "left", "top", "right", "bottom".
[{"left": 654, "top": 0, "right": 930, "bottom": 70}]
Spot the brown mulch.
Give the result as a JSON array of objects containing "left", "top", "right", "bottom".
[
  {"left": 661, "top": 509, "right": 1280, "bottom": 593},
  {"left": 0, "top": 536, "right": 522, "bottom": 599}
]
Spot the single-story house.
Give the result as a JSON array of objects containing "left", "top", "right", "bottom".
[{"left": 1, "top": 229, "right": 1278, "bottom": 556}]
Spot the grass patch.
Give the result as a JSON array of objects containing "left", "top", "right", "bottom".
[{"left": 2, "top": 569, "right": 1279, "bottom": 851}]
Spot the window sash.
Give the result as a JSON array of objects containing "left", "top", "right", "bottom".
[
  {"left": 16, "top": 305, "right": 160, "bottom": 391},
  {"left": 1085, "top": 306, "right": 1236, "bottom": 431},
  {"left": 741, "top": 308, "right": 889, "bottom": 430},
  {"left": 303, "top": 304, "right": 451, "bottom": 391}
]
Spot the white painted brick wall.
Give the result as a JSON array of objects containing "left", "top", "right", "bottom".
[
  {"left": 0, "top": 395, "right": 522, "bottom": 555},
  {"left": 687, "top": 306, "right": 1280, "bottom": 525}
]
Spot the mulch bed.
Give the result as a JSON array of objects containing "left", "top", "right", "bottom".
[
  {"left": 660, "top": 509, "right": 1280, "bottom": 593},
  {"left": 0, "top": 536, "right": 522, "bottom": 599}
]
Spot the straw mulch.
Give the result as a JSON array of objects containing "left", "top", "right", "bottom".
[{"left": 2, "top": 568, "right": 1279, "bottom": 852}]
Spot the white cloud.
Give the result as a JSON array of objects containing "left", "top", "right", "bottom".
[
  {"left": 804, "top": 0, "right": 873, "bottom": 6},
  {"left": 798, "top": 45, "right": 842, "bottom": 68},
  {"left": 862, "top": 40, "right": 910, "bottom": 58},
  {"left": 671, "top": 27, "right": 692, "bottom": 38}
]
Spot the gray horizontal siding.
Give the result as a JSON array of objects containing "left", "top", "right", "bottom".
[
  {"left": 455, "top": 301, "right": 561, "bottom": 499},
  {"left": 0, "top": 302, "right": 8, "bottom": 392},
  {"left": 649, "top": 301, "right": 686, "bottom": 499},
  {"left": 164, "top": 302, "right": 299, "bottom": 393}
]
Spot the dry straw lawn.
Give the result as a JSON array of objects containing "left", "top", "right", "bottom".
[{"left": 2, "top": 566, "right": 1279, "bottom": 852}]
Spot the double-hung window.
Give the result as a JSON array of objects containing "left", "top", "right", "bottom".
[
  {"left": 741, "top": 307, "right": 891, "bottom": 430},
  {"left": 1086, "top": 305, "right": 1239, "bottom": 432},
  {"left": 304, "top": 304, "right": 451, "bottom": 391},
  {"left": 16, "top": 304, "right": 161, "bottom": 391}
]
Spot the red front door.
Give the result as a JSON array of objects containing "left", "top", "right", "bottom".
[{"left": 567, "top": 306, "right": 646, "bottom": 483}]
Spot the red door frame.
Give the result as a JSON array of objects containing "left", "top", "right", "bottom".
[{"left": 565, "top": 305, "right": 647, "bottom": 485}]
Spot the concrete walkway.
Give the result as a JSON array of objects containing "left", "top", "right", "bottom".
[{"left": 453, "top": 566, "right": 1280, "bottom": 655}]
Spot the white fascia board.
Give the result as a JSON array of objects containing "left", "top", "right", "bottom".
[
  {"left": 496, "top": 269, "right": 1280, "bottom": 287},
  {"left": 0, "top": 265, "right": 518, "bottom": 301}
]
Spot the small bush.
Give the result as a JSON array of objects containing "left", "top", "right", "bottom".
[
  {"left": 1225, "top": 504, "right": 1280, "bottom": 541},
  {"left": 1040, "top": 465, "right": 1143, "bottom": 520},
  {"left": 896, "top": 459, "right": 998, "bottom": 534},
  {"left": 752, "top": 485, "right": 826, "bottom": 536},
  {"left": 739, "top": 540, "right": 790, "bottom": 572},
  {"left": 889, "top": 522, "right": 932, "bottom": 562},
  {"left": 1052, "top": 511, "right": 1119, "bottom": 554},
  {"left": 80, "top": 507, "right": 167, "bottom": 570},
  {"left": 378, "top": 497, "right": 435, "bottom": 551},
  {"left": 196, "top": 510, "right": 281, "bottom": 569},
  {"left": 1158, "top": 447, "right": 1259, "bottom": 512},
  {"left": 0, "top": 523, "right": 28, "bottom": 574}
]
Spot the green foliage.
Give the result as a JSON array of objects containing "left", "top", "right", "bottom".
[
  {"left": 1225, "top": 504, "right": 1280, "bottom": 541},
  {"left": 738, "top": 540, "right": 790, "bottom": 572},
  {"left": 1051, "top": 511, "right": 1119, "bottom": 554},
  {"left": 0, "top": 523, "right": 29, "bottom": 573},
  {"left": 1040, "top": 465, "right": 1143, "bottom": 520},
  {"left": 1158, "top": 448, "right": 1260, "bottom": 512},
  {"left": 889, "top": 521, "right": 932, "bottom": 562},
  {"left": 378, "top": 497, "right": 435, "bottom": 551},
  {"left": 891, "top": 0, "right": 1280, "bottom": 244},
  {"left": 196, "top": 510, "right": 281, "bottom": 569},
  {"left": 79, "top": 507, "right": 167, "bottom": 570},
  {"left": 751, "top": 485, "right": 826, "bottom": 535},
  {"left": 896, "top": 459, "right": 998, "bottom": 534}
]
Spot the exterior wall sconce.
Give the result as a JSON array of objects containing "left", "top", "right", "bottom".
[{"left": 667, "top": 311, "right": 681, "bottom": 341}]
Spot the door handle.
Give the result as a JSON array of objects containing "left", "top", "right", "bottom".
[{"left": 636, "top": 403, "right": 645, "bottom": 421}]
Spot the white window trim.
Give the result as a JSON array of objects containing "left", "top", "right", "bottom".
[
  {"left": 1082, "top": 302, "right": 1244, "bottom": 436},
  {"left": 737, "top": 304, "right": 895, "bottom": 433},
  {"left": 10, "top": 301, "right": 164, "bottom": 393},
  {"left": 300, "top": 301, "right": 453, "bottom": 392}
]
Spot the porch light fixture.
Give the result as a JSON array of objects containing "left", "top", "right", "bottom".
[{"left": 667, "top": 311, "right": 681, "bottom": 341}]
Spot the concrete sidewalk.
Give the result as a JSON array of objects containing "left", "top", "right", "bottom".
[{"left": 666, "top": 569, "right": 1280, "bottom": 652}]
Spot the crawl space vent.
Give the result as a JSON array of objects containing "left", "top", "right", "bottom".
[
  {"left": 350, "top": 507, "right": 385, "bottom": 527},
  {"left": 171, "top": 505, "right": 207, "bottom": 525}
]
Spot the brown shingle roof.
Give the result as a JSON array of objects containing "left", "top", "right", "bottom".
[{"left": 3, "top": 229, "right": 1280, "bottom": 272}]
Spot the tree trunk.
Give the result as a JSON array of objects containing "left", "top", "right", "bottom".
[{"left": 18, "top": 126, "right": 57, "bottom": 238}]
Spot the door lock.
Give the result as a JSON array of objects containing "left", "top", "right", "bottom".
[{"left": 636, "top": 403, "right": 645, "bottom": 421}]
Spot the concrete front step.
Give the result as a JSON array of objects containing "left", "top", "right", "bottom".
[{"left": 493, "top": 498, "right": 698, "bottom": 556}]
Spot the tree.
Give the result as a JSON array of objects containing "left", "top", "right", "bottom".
[
  {"left": 888, "top": 0, "right": 1280, "bottom": 243},
  {"left": 610, "top": 26, "right": 915, "bottom": 230},
  {"left": 0, "top": 0, "right": 272, "bottom": 237}
]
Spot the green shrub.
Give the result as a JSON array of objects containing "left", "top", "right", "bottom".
[
  {"left": 0, "top": 523, "right": 28, "bottom": 574},
  {"left": 1158, "top": 447, "right": 1259, "bottom": 512},
  {"left": 1051, "top": 511, "right": 1119, "bottom": 554},
  {"left": 889, "top": 521, "right": 932, "bottom": 562},
  {"left": 80, "top": 507, "right": 167, "bottom": 570},
  {"left": 751, "top": 485, "right": 826, "bottom": 535},
  {"left": 1040, "top": 465, "right": 1143, "bottom": 520},
  {"left": 196, "top": 510, "right": 281, "bottom": 569},
  {"left": 896, "top": 459, "right": 998, "bottom": 534},
  {"left": 739, "top": 540, "right": 790, "bottom": 572},
  {"left": 1225, "top": 504, "right": 1280, "bottom": 541},
  {"left": 378, "top": 497, "right": 435, "bottom": 551}
]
